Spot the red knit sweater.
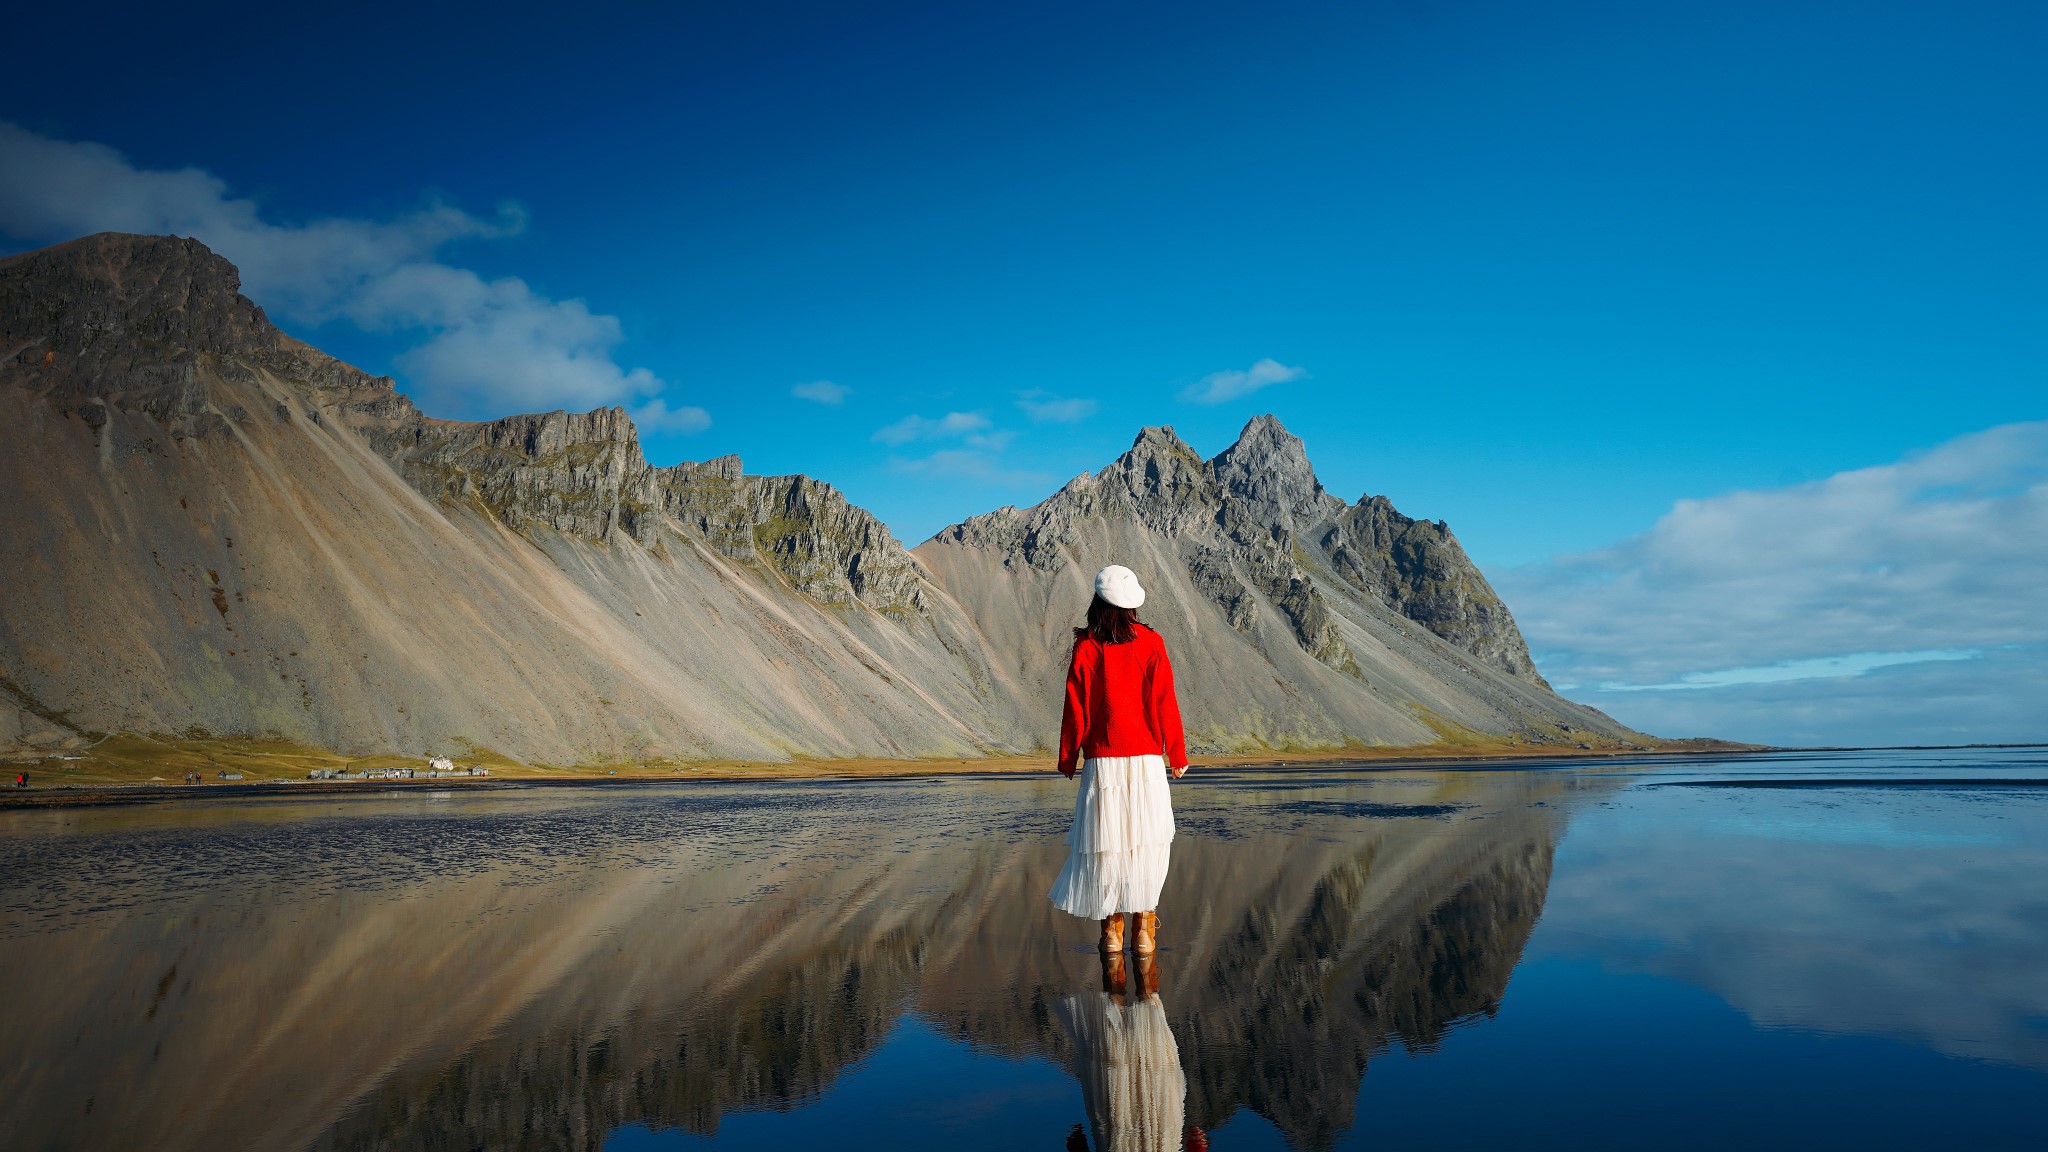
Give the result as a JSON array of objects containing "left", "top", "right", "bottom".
[{"left": 1057, "top": 624, "right": 1189, "bottom": 775}]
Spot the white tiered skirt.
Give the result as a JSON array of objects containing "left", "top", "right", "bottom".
[{"left": 1049, "top": 754, "right": 1176, "bottom": 919}]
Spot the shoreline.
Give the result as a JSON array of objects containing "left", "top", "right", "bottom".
[
  {"left": 8, "top": 740, "right": 2040, "bottom": 811},
  {"left": 0, "top": 740, "right": 1799, "bottom": 810}
]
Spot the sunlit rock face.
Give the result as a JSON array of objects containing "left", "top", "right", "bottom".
[
  {"left": 359, "top": 408, "right": 931, "bottom": 614},
  {"left": 655, "top": 455, "right": 932, "bottom": 613},
  {"left": 918, "top": 418, "right": 1634, "bottom": 753}
]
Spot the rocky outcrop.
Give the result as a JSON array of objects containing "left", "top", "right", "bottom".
[
  {"left": 371, "top": 407, "right": 661, "bottom": 543},
  {"left": 656, "top": 456, "right": 929, "bottom": 614},
  {"left": 339, "top": 401, "right": 928, "bottom": 617},
  {"left": 345, "top": 402, "right": 931, "bottom": 614},
  {"left": 1322, "top": 496, "right": 1544, "bottom": 681}
]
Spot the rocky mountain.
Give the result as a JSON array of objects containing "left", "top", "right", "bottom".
[
  {"left": 916, "top": 419, "right": 1636, "bottom": 751},
  {"left": 0, "top": 233, "right": 1641, "bottom": 763},
  {"left": 0, "top": 233, "right": 1026, "bottom": 764}
]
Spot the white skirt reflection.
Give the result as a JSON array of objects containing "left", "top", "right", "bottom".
[
  {"left": 1057, "top": 990, "right": 1188, "bottom": 1152},
  {"left": 1049, "top": 754, "right": 1175, "bottom": 919}
]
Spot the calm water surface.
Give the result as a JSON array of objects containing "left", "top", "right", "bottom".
[{"left": 2, "top": 749, "right": 2043, "bottom": 1150}]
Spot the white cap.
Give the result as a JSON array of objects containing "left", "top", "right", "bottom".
[{"left": 1094, "top": 564, "right": 1146, "bottom": 609}]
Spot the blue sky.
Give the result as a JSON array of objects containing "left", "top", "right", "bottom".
[{"left": 3, "top": 1, "right": 2043, "bottom": 744}]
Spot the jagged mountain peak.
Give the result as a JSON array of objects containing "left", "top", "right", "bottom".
[
  {"left": 1112, "top": 424, "right": 1206, "bottom": 477},
  {"left": 1223, "top": 411, "right": 1293, "bottom": 450},
  {"left": 918, "top": 411, "right": 1555, "bottom": 688},
  {"left": 1212, "top": 413, "right": 1309, "bottom": 472},
  {"left": 1208, "top": 413, "right": 1341, "bottom": 527},
  {"left": 1105, "top": 421, "right": 1210, "bottom": 485},
  {"left": 1127, "top": 422, "right": 1193, "bottom": 449}
]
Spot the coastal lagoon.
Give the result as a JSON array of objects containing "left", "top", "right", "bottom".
[{"left": 2, "top": 750, "right": 2043, "bottom": 1151}]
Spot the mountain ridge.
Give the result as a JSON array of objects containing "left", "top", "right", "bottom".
[
  {"left": 1, "top": 233, "right": 1645, "bottom": 762},
  {"left": 928, "top": 416, "right": 1543, "bottom": 682}
]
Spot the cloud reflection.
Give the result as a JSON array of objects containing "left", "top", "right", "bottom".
[{"left": 1535, "top": 782, "right": 2048, "bottom": 1071}]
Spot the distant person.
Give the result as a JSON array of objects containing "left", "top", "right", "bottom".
[
  {"left": 1049, "top": 565, "right": 1189, "bottom": 955},
  {"left": 13, "top": 772, "right": 24, "bottom": 789}
]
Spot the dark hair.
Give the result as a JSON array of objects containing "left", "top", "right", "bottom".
[{"left": 1074, "top": 595, "right": 1140, "bottom": 646}]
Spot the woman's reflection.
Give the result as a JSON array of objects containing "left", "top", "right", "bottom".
[{"left": 1059, "top": 952, "right": 1207, "bottom": 1152}]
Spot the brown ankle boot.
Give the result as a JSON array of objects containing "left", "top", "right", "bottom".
[
  {"left": 1100, "top": 913, "right": 1126, "bottom": 953},
  {"left": 1133, "top": 910, "right": 1158, "bottom": 955}
]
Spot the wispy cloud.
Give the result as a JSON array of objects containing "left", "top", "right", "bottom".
[
  {"left": 628, "top": 398, "right": 713, "bottom": 433},
  {"left": 1180, "top": 357, "right": 1306, "bottom": 404},
  {"left": 1539, "top": 783, "right": 2048, "bottom": 1072},
  {"left": 792, "top": 379, "right": 850, "bottom": 405},
  {"left": 889, "top": 448, "right": 1048, "bottom": 486},
  {"left": 872, "top": 411, "right": 990, "bottom": 446},
  {"left": 1594, "top": 648, "right": 1984, "bottom": 692},
  {"left": 1016, "top": 390, "right": 1097, "bottom": 423},
  {"left": 870, "top": 409, "right": 1042, "bottom": 486},
  {"left": 1495, "top": 420, "right": 2048, "bottom": 744},
  {"left": 0, "top": 122, "right": 702, "bottom": 429}
]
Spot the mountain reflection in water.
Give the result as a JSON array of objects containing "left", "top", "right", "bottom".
[
  {"left": 0, "top": 769, "right": 1572, "bottom": 1151},
  {"left": 6, "top": 752, "right": 2043, "bottom": 1150}
]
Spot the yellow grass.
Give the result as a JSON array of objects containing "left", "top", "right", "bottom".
[{"left": 3, "top": 729, "right": 1755, "bottom": 797}]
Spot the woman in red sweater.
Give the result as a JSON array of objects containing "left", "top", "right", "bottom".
[{"left": 1048, "top": 564, "right": 1190, "bottom": 955}]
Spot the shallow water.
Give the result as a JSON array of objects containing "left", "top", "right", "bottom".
[{"left": 1, "top": 749, "right": 2043, "bottom": 1151}]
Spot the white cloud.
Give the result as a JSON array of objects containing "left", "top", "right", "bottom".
[
  {"left": 792, "top": 379, "right": 850, "bottom": 405},
  {"left": 1495, "top": 421, "right": 2048, "bottom": 745},
  {"left": 378, "top": 268, "right": 677, "bottom": 418},
  {"left": 1179, "top": 357, "right": 1307, "bottom": 404},
  {"left": 871, "top": 410, "right": 1039, "bottom": 485},
  {"left": 872, "top": 411, "right": 991, "bottom": 446},
  {"left": 889, "top": 448, "right": 1048, "bottom": 487},
  {"left": 1540, "top": 781, "right": 2048, "bottom": 1071},
  {"left": 629, "top": 398, "right": 713, "bottom": 434},
  {"left": 0, "top": 122, "right": 699, "bottom": 428},
  {"left": 1591, "top": 648, "right": 1983, "bottom": 692},
  {"left": 1016, "top": 390, "right": 1097, "bottom": 423},
  {"left": 1563, "top": 651, "right": 2047, "bottom": 747}
]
